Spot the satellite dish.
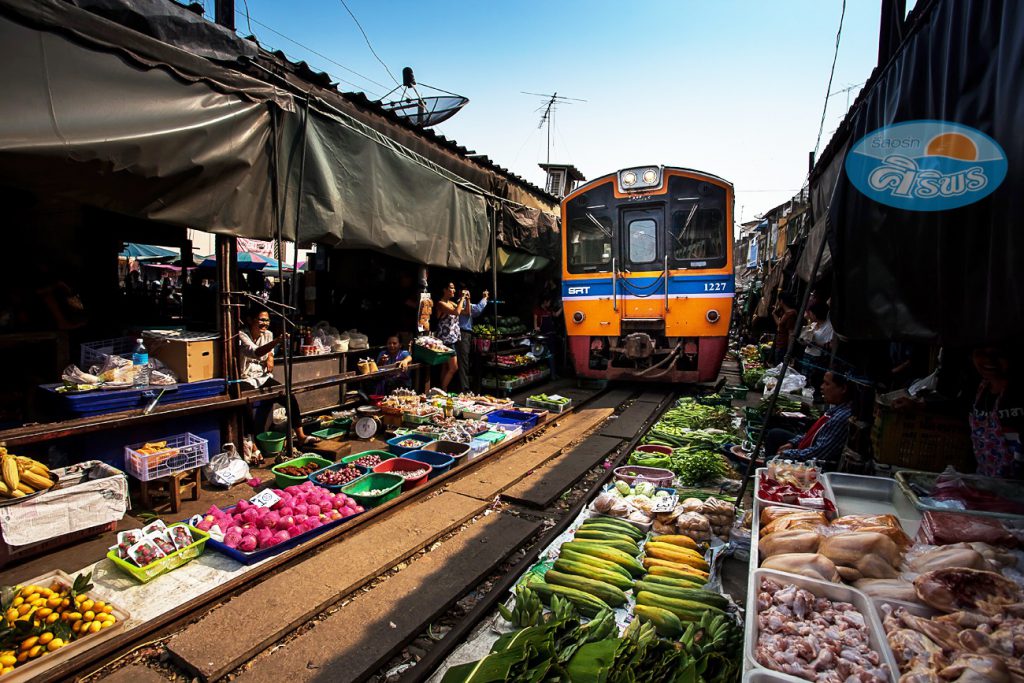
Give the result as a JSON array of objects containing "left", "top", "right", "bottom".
[{"left": 379, "top": 67, "right": 468, "bottom": 127}]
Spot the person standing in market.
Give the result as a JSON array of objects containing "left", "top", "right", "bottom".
[
  {"left": 969, "top": 345, "right": 1023, "bottom": 479},
  {"left": 801, "top": 301, "right": 834, "bottom": 397},
  {"left": 434, "top": 282, "right": 466, "bottom": 391},
  {"left": 771, "top": 292, "right": 798, "bottom": 365},
  {"left": 455, "top": 284, "right": 489, "bottom": 391}
]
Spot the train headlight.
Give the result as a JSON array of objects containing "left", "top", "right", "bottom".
[
  {"left": 572, "top": 311, "right": 585, "bottom": 324},
  {"left": 706, "top": 309, "right": 721, "bottom": 324},
  {"left": 618, "top": 166, "right": 662, "bottom": 192}
]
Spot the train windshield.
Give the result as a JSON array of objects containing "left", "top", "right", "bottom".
[
  {"left": 567, "top": 214, "right": 613, "bottom": 273},
  {"left": 669, "top": 206, "right": 726, "bottom": 268}
]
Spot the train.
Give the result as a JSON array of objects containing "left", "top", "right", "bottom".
[{"left": 560, "top": 165, "right": 734, "bottom": 383}]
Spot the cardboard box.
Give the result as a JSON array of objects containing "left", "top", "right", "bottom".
[{"left": 144, "top": 330, "right": 221, "bottom": 383}]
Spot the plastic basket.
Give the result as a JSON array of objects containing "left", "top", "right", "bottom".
[
  {"left": 372, "top": 457, "right": 432, "bottom": 490},
  {"left": 613, "top": 466, "right": 675, "bottom": 487},
  {"left": 123, "top": 433, "right": 209, "bottom": 482},
  {"left": 526, "top": 397, "right": 572, "bottom": 413},
  {"left": 422, "top": 440, "right": 471, "bottom": 463},
  {"left": 340, "top": 450, "right": 396, "bottom": 469},
  {"left": 80, "top": 336, "right": 136, "bottom": 369},
  {"left": 403, "top": 450, "right": 454, "bottom": 478},
  {"left": 486, "top": 409, "right": 540, "bottom": 430},
  {"left": 870, "top": 398, "right": 975, "bottom": 471},
  {"left": 106, "top": 524, "right": 209, "bottom": 583},
  {"left": 412, "top": 344, "right": 455, "bottom": 366},
  {"left": 310, "top": 425, "right": 349, "bottom": 440},
  {"left": 271, "top": 455, "right": 333, "bottom": 487},
  {"left": 308, "top": 461, "right": 369, "bottom": 492},
  {"left": 205, "top": 504, "right": 360, "bottom": 565},
  {"left": 340, "top": 472, "right": 404, "bottom": 508},
  {"left": 386, "top": 433, "right": 435, "bottom": 456},
  {"left": 402, "top": 409, "right": 440, "bottom": 426}
]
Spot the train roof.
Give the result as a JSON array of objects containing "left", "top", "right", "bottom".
[{"left": 565, "top": 166, "right": 733, "bottom": 203}]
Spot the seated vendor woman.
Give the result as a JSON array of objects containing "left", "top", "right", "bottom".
[
  {"left": 238, "top": 307, "right": 310, "bottom": 444},
  {"left": 763, "top": 371, "right": 854, "bottom": 470},
  {"left": 374, "top": 335, "right": 412, "bottom": 394},
  {"left": 969, "top": 345, "right": 1023, "bottom": 479}
]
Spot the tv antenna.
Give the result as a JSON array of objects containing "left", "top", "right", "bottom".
[
  {"left": 379, "top": 67, "right": 469, "bottom": 127},
  {"left": 522, "top": 91, "right": 586, "bottom": 165}
]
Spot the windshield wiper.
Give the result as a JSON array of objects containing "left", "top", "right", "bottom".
[
  {"left": 674, "top": 201, "right": 700, "bottom": 248},
  {"left": 585, "top": 211, "right": 612, "bottom": 238}
]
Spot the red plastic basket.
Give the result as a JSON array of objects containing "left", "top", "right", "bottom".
[{"left": 372, "top": 457, "right": 432, "bottom": 491}]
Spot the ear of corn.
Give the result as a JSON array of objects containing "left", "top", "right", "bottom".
[{"left": 1, "top": 455, "right": 19, "bottom": 491}]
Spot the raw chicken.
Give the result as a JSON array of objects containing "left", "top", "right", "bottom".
[
  {"left": 905, "top": 545, "right": 991, "bottom": 573},
  {"left": 886, "top": 627, "right": 945, "bottom": 675},
  {"left": 938, "top": 653, "right": 1012, "bottom": 683},
  {"left": 913, "top": 567, "right": 1023, "bottom": 613},
  {"left": 761, "top": 552, "right": 842, "bottom": 582},
  {"left": 833, "top": 513, "right": 912, "bottom": 547},
  {"left": 761, "top": 510, "right": 829, "bottom": 537},
  {"left": 855, "top": 578, "right": 921, "bottom": 603},
  {"left": 759, "top": 528, "right": 822, "bottom": 558},
  {"left": 760, "top": 505, "right": 803, "bottom": 526},
  {"left": 819, "top": 531, "right": 903, "bottom": 579}
]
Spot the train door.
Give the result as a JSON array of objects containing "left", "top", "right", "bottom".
[{"left": 618, "top": 207, "right": 665, "bottom": 320}]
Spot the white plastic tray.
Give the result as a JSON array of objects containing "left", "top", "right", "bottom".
[{"left": 745, "top": 568, "right": 899, "bottom": 683}]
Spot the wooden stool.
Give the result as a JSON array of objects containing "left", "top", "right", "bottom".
[{"left": 138, "top": 468, "right": 201, "bottom": 513}]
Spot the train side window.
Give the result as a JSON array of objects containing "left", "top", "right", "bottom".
[
  {"left": 627, "top": 218, "right": 657, "bottom": 264},
  {"left": 567, "top": 216, "right": 612, "bottom": 272}
]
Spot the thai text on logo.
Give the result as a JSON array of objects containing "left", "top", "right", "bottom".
[{"left": 845, "top": 120, "right": 1007, "bottom": 211}]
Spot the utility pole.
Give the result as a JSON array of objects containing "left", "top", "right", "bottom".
[{"left": 215, "top": 0, "right": 235, "bottom": 31}]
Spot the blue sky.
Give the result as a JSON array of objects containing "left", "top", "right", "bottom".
[{"left": 221, "top": 0, "right": 897, "bottom": 222}]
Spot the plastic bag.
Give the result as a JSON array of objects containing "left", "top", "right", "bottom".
[
  {"left": 62, "top": 365, "right": 101, "bottom": 385},
  {"left": 763, "top": 363, "right": 806, "bottom": 395},
  {"left": 242, "top": 436, "right": 263, "bottom": 465},
  {"left": 346, "top": 329, "right": 369, "bottom": 350},
  {"left": 204, "top": 444, "right": 250, "bottom": 487}
]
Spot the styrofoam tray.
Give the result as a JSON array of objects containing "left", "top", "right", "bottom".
[{"left": 745, "top": 568, "right": 898, "bottom": 682}]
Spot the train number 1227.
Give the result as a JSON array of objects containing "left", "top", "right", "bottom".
[{"left": 703, "top": 282, "right": 728, "bottom": 292}]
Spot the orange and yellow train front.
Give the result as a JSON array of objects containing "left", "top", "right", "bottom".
[{"left": 561, "top": 166, "right": 734, "bottom": 383}]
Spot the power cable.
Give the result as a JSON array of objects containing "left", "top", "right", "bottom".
[
  {"left": 813, "top": 0, "right": 846, "bottom": 159},
  {"left": 239, "top": 0, "right": 253, "bottom": 36},
  {"left": 235, "top": 11, "right": 390, "bottom": 95},
  {"left": 337, "top": 0, "right": 401, "bottom": 86}
]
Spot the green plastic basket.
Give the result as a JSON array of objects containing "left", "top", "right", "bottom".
[
  {"left": 340, "top": 472, "right": 404, "bottom": 508},
  {"left": 256, "top": 431, "right": 287, "bottom": 455},
  {"left": 340, "top": 450, "right": 396, "bottom": 469},
  {"left": 311, "top": 425, "right": 349, "bottom": 440},
  {"left": 412, "top": 345, "right": 455, "bottom": 366},
  {"left": 272, "top": 455, "right": 333, "bottom": 487},
  {"left": 106, "top": 524, "right": 209, "bottom": 583}
]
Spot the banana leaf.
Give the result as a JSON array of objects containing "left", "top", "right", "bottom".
[
  {"left": 441, "top": 647, "right": 530, "bottom": 683},
  {"left": 564, "top": 638, "right": 619, "bottom": 683}
]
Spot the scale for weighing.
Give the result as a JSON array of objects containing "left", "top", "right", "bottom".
[{"left": 354, "top": 415, "right": 381, "bottom": 439}]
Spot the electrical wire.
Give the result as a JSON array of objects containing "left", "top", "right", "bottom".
[
  {"left": 239, "top": 0, "right": 253, "bottom": 36},
  {"left": 813, "top": 0, "right": 847, "bottom": 159},
  {"left": 337, "top": 0, "right": 401, "bottom": 86},
  {"left": 235, "top": 11, "right": 389, "bottom": 96}
]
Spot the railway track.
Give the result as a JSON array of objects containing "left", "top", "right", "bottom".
[{"left": 66, "top": 384, "right": 681, "bottom": 682}]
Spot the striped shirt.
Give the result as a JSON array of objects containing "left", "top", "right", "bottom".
[{"left": 788, "top": 402, "right": 853, "bottom": 467}]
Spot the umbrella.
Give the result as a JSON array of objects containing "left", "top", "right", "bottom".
[
  {"left": 120, "top": 243, "right": 178, "bottom": 260},
  {"left": 198, "top": 252, "right": 293, "bottom": 271}
]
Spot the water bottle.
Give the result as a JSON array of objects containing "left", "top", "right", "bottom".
[{"left": 132, "top": 338, "right": 149, "bottom": 387}]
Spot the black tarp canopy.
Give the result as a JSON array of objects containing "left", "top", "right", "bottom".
[
  {"left": 811, "top": 0, "right": 1023, "bottom": 345},
  {"left": 0, "top": 0, "right": 507, "bottom": 272}
]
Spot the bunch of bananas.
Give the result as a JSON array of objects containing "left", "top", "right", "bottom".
[
  {"left": 498, "top": 584, "right": 545, "bottom": 628},
  {"left": 0, "top": 573, "right": 116, "bottom": 675},
  {"left": 0, "top": 448, "right": 54, "bottom": 499}
]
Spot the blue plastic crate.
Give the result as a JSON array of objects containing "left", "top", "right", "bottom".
[
  {"left": 403, "top": 450, "right": 454, "bottom": 478},
  {"left": 386, "top": 433, "right": 434, "bottom": 456},
  {"left": 40, "top": 379, "right": 226, "bottom": 418},
  {"left": 486, "top": 409, "right": 539, "bottom": 430}
]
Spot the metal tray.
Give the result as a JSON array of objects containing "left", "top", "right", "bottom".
[
  {"left": 895, "top": 469, "right": 1024, "bottom": 521},
  {"left": 824, "top": 472, "right": 923, "bottom": 537},
  {"left": 745, "top": 568, "right": 899, "bottom": 682}
]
